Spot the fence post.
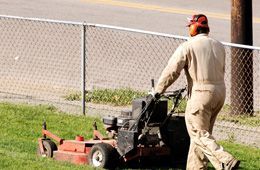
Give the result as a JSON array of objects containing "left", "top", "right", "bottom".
[
  {"left": 231, "top": 0, "right": 253, "bottom": 115},
  {"left": 81, "top": 23, "right": 86, "bottom": 115}
]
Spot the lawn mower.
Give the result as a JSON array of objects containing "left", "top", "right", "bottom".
[{"left": 37, "top": 82, "right": 190, "bottom": 169}]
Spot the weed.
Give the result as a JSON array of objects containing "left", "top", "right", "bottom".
[
  {"left": 64, "top": 91, "right": 81, "bottom": 101},
  {"left": 86, "top": 88, "right": 147, "bottom": 106},
  {"left": 227, "top": 132, "right": 236, "bottom": 143},
  {"left": 64, "top": 88, "right": 147, "bottom": 106},
  {"left": 217, "top": 113, "right": 260, "bottom": 127}
]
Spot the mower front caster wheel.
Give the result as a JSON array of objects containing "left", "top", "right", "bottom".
[
  {"left": 89, "top": 143, "right": 119, "bottom": 169},
  {"left": 37, "top": 139, "right": 57, "bottom": 158}
]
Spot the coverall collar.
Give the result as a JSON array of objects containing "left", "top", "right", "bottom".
[
  {"left": 189, "top": 33, "right": 208, "bottom": 40},
  {"left": 194, "top": 33, "right": 208, "bottom": 37}
]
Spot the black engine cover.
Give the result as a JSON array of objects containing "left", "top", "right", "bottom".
[
  {"left": 117, "top": 129, "right": 138, "bottom": 156},
  {"left": 132, "top": 97, "right": 168, "bottom": 125}
]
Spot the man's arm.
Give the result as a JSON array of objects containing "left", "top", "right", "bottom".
[{"left": 155, "top": 45, "right": 187, "bottom": 94}]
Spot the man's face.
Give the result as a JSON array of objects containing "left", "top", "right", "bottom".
[{"left": 188, "top": 24, "right": 197, "bottom": 37}]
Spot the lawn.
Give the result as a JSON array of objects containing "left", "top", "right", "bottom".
[
  {"left": 0, "top": 102, "right": 259, "bottom": 169},
  {"left": 0, "top": 103, "right": 102, "bottom": 170}
]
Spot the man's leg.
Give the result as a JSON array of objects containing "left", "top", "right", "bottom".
[
  {"left": 186, "top": 140, "right": 208, "bottom": 170},
  {"left": 185, "top": 109, "right": 237, "bottom": 169},
  {"left": 208, "top": 99, "right": 240, "bottom": 170},
  {"left": 185, "top": 110, "right": 223, "bottom": 170}
]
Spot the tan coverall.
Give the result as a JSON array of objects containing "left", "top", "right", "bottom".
[{"left": 155, "top": 34, "right": 235, "bottom": 170}]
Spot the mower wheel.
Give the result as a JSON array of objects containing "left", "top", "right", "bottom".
[
  {"left": 37, "top": 139, "right": 57, "bottom": 158},
  {"left": 88, "top": 143, "right": 119, "bottom": 169}
]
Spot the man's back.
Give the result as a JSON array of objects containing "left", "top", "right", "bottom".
[{"left": 183, "top": 34, "right": 225, "bottom": 85}]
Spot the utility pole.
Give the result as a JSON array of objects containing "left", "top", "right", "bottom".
[{"left": 231, "top": 0, "right": 253, "bottom": 115}]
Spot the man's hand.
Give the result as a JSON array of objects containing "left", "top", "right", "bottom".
[{"left": 148, "top": 91, "right": 161, "bottom": 100}]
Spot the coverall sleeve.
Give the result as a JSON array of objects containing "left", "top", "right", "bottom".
[{"left": 155, "top": 44, "right": 187, "bottom": 94}]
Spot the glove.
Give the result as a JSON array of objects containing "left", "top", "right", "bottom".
[{"left": 148, "top": 91, "right": 161, "bottom": 100}]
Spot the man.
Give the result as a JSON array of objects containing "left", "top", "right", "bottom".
[{"left": 154, "top": 14, "right": 240, "bottom": 170}]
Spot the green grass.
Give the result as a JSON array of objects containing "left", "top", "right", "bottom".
[
  {"left": 86, "top": 88, "right": 146, "bottom": 106},
  {"left": 64, "top": 91, "right": 81, "bottom": 101},
  {"left": 167, "top": 97, "right": 187, "bottom": 113},
  {"left": 217, "top": 113, "right": 260, "bottom": 127},
  {"left": 64, "top": 88, "right": 146, "bottom": 106},
  {"left": 208, "top": 141, "right": 260, "bottom": 170},
  {"left": 219, "top": 105, "right": 260, "bottom": 127},
  {"left": 0, "top": 102, "right": 259, "bottom": 169},
  {"left": 0, "top": 102, "right": 104, "bottom": 170}
]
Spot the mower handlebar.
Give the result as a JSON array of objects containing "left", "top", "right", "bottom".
[{"left": 162, "top": 87, "right": 186, "bottom": 98}]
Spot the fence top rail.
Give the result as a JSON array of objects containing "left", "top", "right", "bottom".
[
  {"left": 221, "top": 41, "right": 260, "bottom": 51},
  {"left": 86, "top": 23, "right": 189, "bottom": 40},
  {"left": 0, "top": 14, "right": 83, "bottom": 26},
  {"left": 1, "top": 15, "right": 260, "bottom": 50},
  {"left": 88, "top": 23, "right": 260, "bottom": 50}
]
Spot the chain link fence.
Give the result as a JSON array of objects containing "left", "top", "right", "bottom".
[
  {"left": 215, "top": 44, "right": 260, "bottom": 146},
  {"left": 0, "top": 16, "right": 259, "bottom": 147},
  {"left": 85, "top": 24, "right": 187, "bottom": 116},
  {"left": 0, "top": 16, "right": 83, "bottom": 113}
]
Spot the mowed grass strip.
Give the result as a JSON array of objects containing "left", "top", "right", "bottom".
[{"left": 0, "top": 102, "right": 259, "bottom": 169}]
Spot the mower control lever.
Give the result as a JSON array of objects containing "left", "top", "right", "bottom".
[
  {"left": 163, "top": 87, "right": 186, "bottom": 98},
  {"left": 151, "top": 79, "right": 155, "bottom": 88}
]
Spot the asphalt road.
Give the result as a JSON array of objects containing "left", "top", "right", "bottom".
[{"left": 0, "top": 0, "right": 260, "bottom": 46}]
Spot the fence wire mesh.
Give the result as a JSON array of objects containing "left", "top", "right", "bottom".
[
  {"left": 0, "top": 17, "right": 83, "bottom": 113},
  {"left": 84, "top": 25, "right": 187, "bottom": 116},
  {"left": 215, "top": 46, "right": 260, "bottom": 146},
  {"left": 0, "top": 16, "right": 259, "bottom": 147}
]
